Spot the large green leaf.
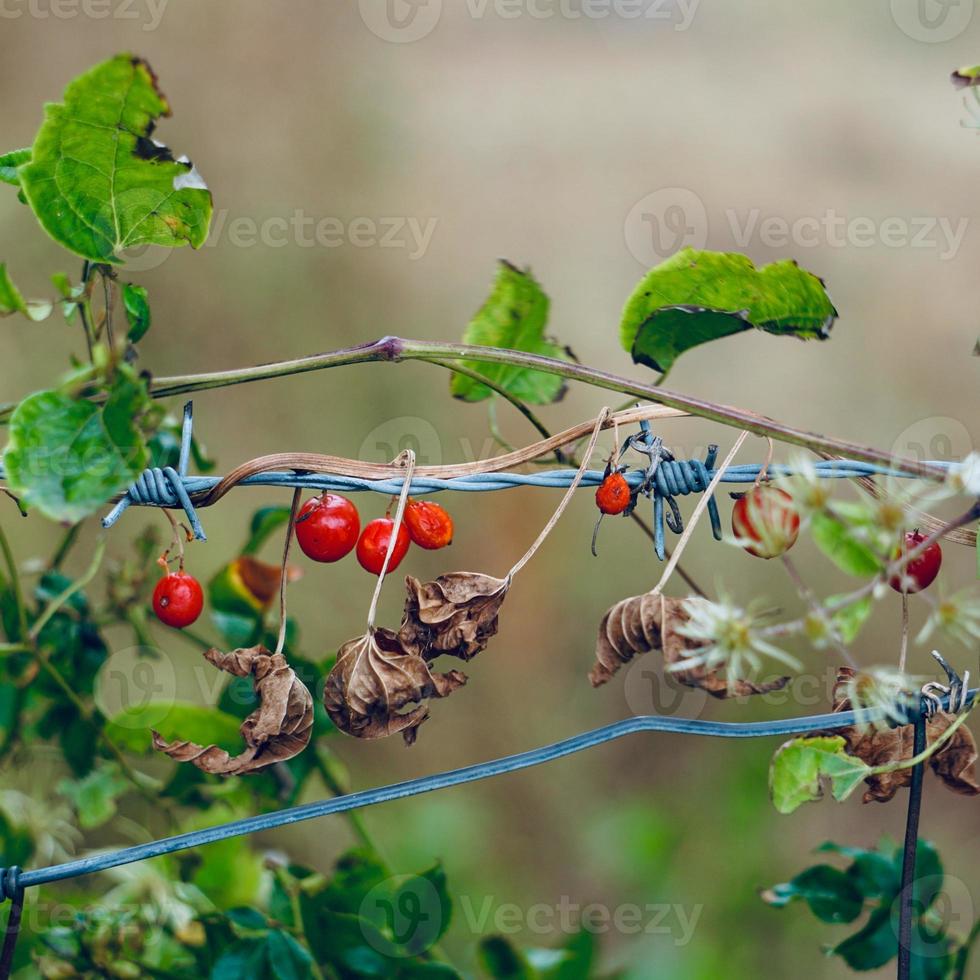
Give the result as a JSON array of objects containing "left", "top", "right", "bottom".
[
  {"left": 621, "top": 248, "right": 836, "bottom": 373},
  {"left": 3, "top": 365, "right": 153, "bottom": 522},
  {"left": 769, "top": 735, "right": 870, "bottom": 814},
  {"left": 451, "top": 261, "right": 573, "bottom": 405},
  {"left": 19, "top": 54, "right": 212, "bottom": 264},
  {"left": 122, "top": 282, "right": 151, "bottom": 342}
]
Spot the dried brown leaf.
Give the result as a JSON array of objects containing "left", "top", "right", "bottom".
[
  {"left": 399, "top": 572, "right": 509, "bottom": 661},
  {"left": 813, "top": 666, "right": 980, "bottom": 803},
  {"left": 324, "top": 627, "right": 467, "bottom": 745},
  {"left": 152, "top": 645, "right": 313, "bottom": 775},
  {"left": 591, "top": 592, "right": 789, "bottom": 698},
  {"left": 236, "top": 555, "right": 301, "bottom": 608}
]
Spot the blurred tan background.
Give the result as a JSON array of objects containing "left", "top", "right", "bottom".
[{"left": 2, "top": 1, "right": 980, "bottom": 976}]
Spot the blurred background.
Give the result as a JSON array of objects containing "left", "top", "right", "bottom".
[{"left": 2, "top": 1, "right": 980, "bottom": 976}]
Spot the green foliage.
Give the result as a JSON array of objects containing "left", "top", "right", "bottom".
[
  {"left": 0, "top": 147, "right": 30, "bottom": 187},
  {"left": 478, "top": 931, "right": 597, "bottom": 979},
  {"left": 122, "top": 282, "right": 152, "bottom": 342},
  {"left": 19, "top": 54, "right": 212, "bottom": 264},
  {"left": 810, "top": 512, "right": 883, "bottom": 577},
  {"left": 106, "top": 702, "right": 243, "bottom": 754},
  {"left": 0, "top": 263, "right": 53, "bottom": 321},
  {"left": 620, "top": 248, "right": 836, "bottom": 373},
  {"left": 451, "top": 261, "right": 573, "bottom": 405},
  {"left": 3, "top": 362, "right": 154, "bottom": 522},
  {"left": 57, "top": 761, "right": 131, "bottom": 829},
  {"left": 768, "top": 735, "right": 870, "bottom": 813},
  {"left": 762, "top": 839, "right": 959, "bottom": 977}
]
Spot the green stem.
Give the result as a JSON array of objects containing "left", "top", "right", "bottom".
[
  {"left": 953, "top": 917, "right": 980, "bottom": 979},
  {"left": 0, "top": 523, "right": 28, "bottom": 642},
  {"left": 145, "top": 338, "right": 947, "bottom": 479},
  {"left": 313, "top": 748, "right": 382, "bottom": 858},
  {"left": 49, "top": 522, "right": 82, "bottom": 572}
]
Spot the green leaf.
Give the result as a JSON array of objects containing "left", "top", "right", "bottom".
[
  {"left": 811, "top": 513, "right": 882, "bottom": 578},
  {"left": 830, "top": 595, "right": 874, "bottom": 644},
  {"left": 0, "top": 148, "right": 30, "bottom": 188},
  {"left": 477, "top": 936, "right": 536, "bottom": 979},
  {"left": 952, "top": 64, "right": 980, "bottom": 87},
  {"left": 0, "top": 263, "right": 54, "bottom": 321},
  {"left": 451, "top": 261, "right": 573, "bottom": 405},
  {"left": 769, "top": 735, "right": 870, "bottom": 814},
  {"left": 621, "top": 248, "right": 836, "bottom": 373},
  {"left": 57, "top": 762, "right": 130, "bottom": 829},
  {"left": 264, "top": 930, "right": 313, "bottom": 980},
  {"left": 760, "top": 865, "right": 864, "bottom": 923},
  {"left": 242, "top": 506, "right": 293, "bottom": 556},
  {"left": 833, "top": 906, "right": 896, "bottom": 971},
  {"left": 389, "top": 863, "right": 452, "bottom": 956},
  {"left": 122, "top": 282, "right": 151, "bottom": 342},
  {"left": 816, "top": 842, "right": 899, "bottom": 900},
  {"left": 19, "top": 54, "right": 212, "bottom": 264},
  {"left": 3, "top": 365, "right": 152, "bottom": 522},
  {"left": 105, "top": 701, "right": 242, "bottom": 754}
]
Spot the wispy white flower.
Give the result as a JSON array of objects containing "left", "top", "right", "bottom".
[
  {"left": 0, "top": 789, "right": 81, "bottom": 865},
  {"left": 774, "top": 454, "right": 833, "bottom": 517},
  {"left": 917, "top": 589, "right": 980, "bottom": 648},
  {"left": 843, "top": 667, "right": 919, "bottom": 731},
  {"left": 948, "top": 453, "right": 980, "bottom": 497},
  {"left": 671, "top": 596, "right": 800, "bottom": 687}
]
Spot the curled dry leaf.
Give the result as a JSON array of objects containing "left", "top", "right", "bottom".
[
  {"left": 152, "top": 645, "right": 313, "bottom": 775},
  {"left": 812, "top": 666, "right": 980, "bottom": 803},
  {"left": 399, "top": 572, "right": 509, "bottom": 661},
  {"left": 236, "top": 554, "right": 301, "bottom": 608},
  {"left": 591, "top": 592, "right": 789, "bottom": 698},
  {"left": 324, "top": 627, "right": 467, "bottom": 745}
]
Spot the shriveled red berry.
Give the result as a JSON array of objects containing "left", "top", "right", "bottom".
[
  {"left": 595, "top": 472, "right": 631, "bottom": 515},
  {"left": 152, "top": 571, "right": 204, "bottom": 628},
  {"left": 357, "top": 518, "right": 411, "bottom": 575},
  {"left": 889, "top": 530, "right": 942, "bottom": 594},
  {"left": 295, "top": 494, "right": 360, "bottom": 563},
  {"left": 732, "top": 486, "right": 800, "bottom": 559},
  {"left": 405, "top": 500, "right": 454, "bottom": 550}
]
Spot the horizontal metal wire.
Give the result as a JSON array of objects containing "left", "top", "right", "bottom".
[{"left": 4, "top": 691, "right": 973, "bottom": 898}]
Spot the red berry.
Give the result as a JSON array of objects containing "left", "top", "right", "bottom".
[
  {"left": 889, "top": 531, "right": 942, "bottom": 594},
  {"left": 732, "top": 486, "right": 800, "bottom": 559},
  {"left": 295, "top": 494, "right": 360, "bottom": 563},
  {"left": 152, "top": 571, "right": 204, "bottom": 629},
  {"left": 357, "top": 518, "right": 411, "bottom": 575},
  {"left": 596, "top": 472, "right": 631, "bottom": 515},
  {"left": 404, "top": 500, "right": 454, "bottom": 550}
]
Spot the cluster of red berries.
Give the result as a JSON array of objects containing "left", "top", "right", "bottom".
[{"left": 294, "top": 493, "right": 453, "bottom": 574}]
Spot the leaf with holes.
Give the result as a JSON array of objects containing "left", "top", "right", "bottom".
[
  {"left": 3, "top": 364, "right": 153, "bottom": 522},
  {"left": 450, "top": 261, "right": 574, "bottom": 405},
  {"left": 19, "top": 54, "right": 212, "bottom": 264},
  {"left": 621, "top": 248, "right": 836, "bottom": 373}
]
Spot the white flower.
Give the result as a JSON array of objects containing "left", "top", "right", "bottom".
[
  {"left": 917, "top": 589, "right": 980, "bottom": 648},
  {"left": 948, "top": 453, "right": 980, "bottom": 497},
  {"left": 671, "top": 596, "right": 800, "bottom": 687},
  {"left": 844, "top": 667, "right": 918, "bottom": 731}
]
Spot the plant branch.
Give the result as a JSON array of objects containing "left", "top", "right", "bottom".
[{"left": 145, "top": 338, "right": 949, "bottom": 479}]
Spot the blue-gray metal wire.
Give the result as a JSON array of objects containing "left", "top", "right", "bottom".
[
  {"left": 96, "top": 403, "right": 954, "bottom": 559},
  {"left": 0, "top": 691, "right": 972, "bottom": 902}
]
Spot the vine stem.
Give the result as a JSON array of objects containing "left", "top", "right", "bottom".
[
  {"left": 275, "top": 488, "right": 302, "bottom": 656},
  {"left": 145, "top": 337, "right": 949, "bottom": 479},
  {"left": 366, "top": 450, "right": 415, "bottom": 629}
]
